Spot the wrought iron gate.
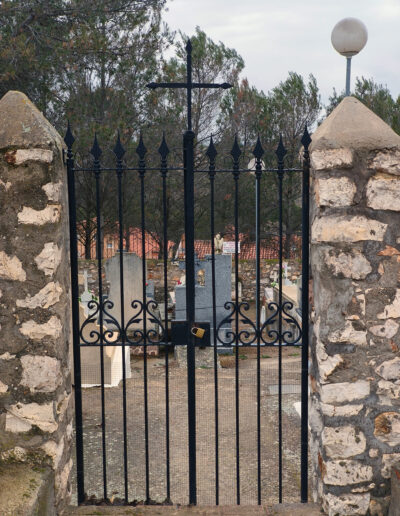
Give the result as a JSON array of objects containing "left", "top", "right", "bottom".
[{"left": 66, "top": 39, "right": 311, "bottom": 507}]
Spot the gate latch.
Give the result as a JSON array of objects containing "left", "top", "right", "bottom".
[{"left": 191, "top": 326, "right": 205, "bottom": 339}]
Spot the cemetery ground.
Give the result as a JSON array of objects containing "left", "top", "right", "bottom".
[{"left": 71, "top": 346, "right": 304, "bottom": 508}]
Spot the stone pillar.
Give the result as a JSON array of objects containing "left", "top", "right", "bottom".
[
  {"left": 310, "top": 97, "right": 400, "bottom": 515},
  {"left": 0, "top": 91, "right": 72, "bottom": 513}
]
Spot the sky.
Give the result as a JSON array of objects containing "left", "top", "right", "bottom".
[{"left": 163, "top": 0, "right": 400, "bottom": 105}]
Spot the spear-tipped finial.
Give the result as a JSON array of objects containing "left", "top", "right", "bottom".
[
  {"left": 113, "top": 131, "right": 126, "bottom": 161},
  {"left": 301, "top": 125, "right": 312, "bottom": 150},
  {"left": 158, "top": 132, "right": 170, "bottom": 160},
  {"left": 64, "top": 120, "right": 75, "bottom": 149},
  {"left": 90, "top": 133, "right": 102, "bottom": 161},
  {"left": 230, "top": 135, "right": 242, "bottom": 162},
  {"left": 206, "top": 135, "right": 217, "bottom": 162},
  {"left": 275, "top": 134, "right": 287, "bottom": 162},
  {"left": 136, "top": 133, "right": 147, "bottom": 160},
  {"left": 186, "top": 38, "right": 192, "bottom": 53},
  {"left": 252, "top": 135, "right": 264, "bottom": 161}
]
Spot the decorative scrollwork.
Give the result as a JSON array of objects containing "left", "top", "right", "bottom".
[
  {"left": 102, "top": 299, "right": 122, "bottom": 344},
  {"left": 281, "top": 301, "right": 302, "bottom": 345},
  {"left": 80, "top": 299, "right": 123, "bottom": 345},
  {"left": 125, "top": 300, "right": 145, "bottom": 345},
  {"left": 79, "top": 300, "right": 101, "bottom": 345},
  {"left": 216, "top": 301, "right": 257, "bottom": 346},
  {"left": 260, "top": 302, "right": 280, "bottom": 345},
  {"left": 125, "top": 299, "right": 165, "bottom": 345},
  {"left": 260, "top": 301, "right": 302, "bottom": 346}
]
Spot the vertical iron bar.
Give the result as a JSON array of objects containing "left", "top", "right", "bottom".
[
  {"left": 116, "top": 153, "right": 129, "bottom": 503},
  {"left": 254, "top": 140, "right": 263, "bottom": 505},
  {"left": 183, "top": 129, "right": 197, "bottom": 505},
  {"left": 231, "top": 137, "right": 241, "bottom": 505},
  {"left": 139, "top": 154, "right": 150, "bottom": 504},
  {"left": 301, "top": 128, "right": 311, "bottom": 503},
  {"left": 207, "top": 137, "right": 219, "bottom": 505},
  {"left": 92, "top": 138, "right": 107, "bottom": 500},
  {"left": 160, "top": 137, "right": 171, "bottom": 502},
  {"left": 276, "top": 138, "right": 285, "bottom": 504},
  {"left": 186, "top": 40, "right": 192, "bottom": 132},
  {"left": 65, "top": 125, "right": 85, "bottom": 504}
]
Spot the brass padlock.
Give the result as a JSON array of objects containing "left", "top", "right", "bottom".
[{"left": 191, "top": 326, "right": 205, "bottom": 339}]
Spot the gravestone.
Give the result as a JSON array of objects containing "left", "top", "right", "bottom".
[
  {"left": 174, "top": 253, "right": 232, "bottom": 348},
  {"left": 105, "top": 251, "right": 159, "bottom": 356},
  {"left": 80, "top": 270, "right": 95, "bottom": 317}
]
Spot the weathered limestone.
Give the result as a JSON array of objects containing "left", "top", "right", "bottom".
[
  {"left": 0, "top": 91, "right": 72, "bottom": 514},
  {"left": 315, "top": 176, "right": 356, "bottom": 207},
  {"left": 322, "top": 426, "right": 366, "bottom": 458},
  {"left": 310, "top": 97, "right": 400, "bottom": 514}
]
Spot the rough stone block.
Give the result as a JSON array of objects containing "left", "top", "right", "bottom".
[
  {"left": 323, "top": 493, "right": 370, "bottom": 516},
  {"left": 34, "top": 243, "right": 62, "bottom": 277},
  {"left": 322, "top": 247, "right": 372, "bottom": 279},
  {"left": 370, "top": 150, "right": 400, "bottom": 176},
  {"left": 323, "top": 459, "right": 373, "bottom": 485},
  {"left": 382, "top": 453, "right": 400, "bottom": 478},
  {"left": 320, "top": 403, "right": 363, "bottom": 417},
  {"left": 19, "top": 316, "right": 62, "bottom": 340},
  {"left": 322, "top": 426, "right": 366, "bottom": 458},
  {"left": 315, "top": 176, "right": 356, "bottom": 207},
  {"left": 374, "top": 412, "right": 400, "bottom": 446},
  {"left": 367, "top": 175, "right": 400, "bottom": 211},
  {"left": 16, "top": 281, "right": 62, "bottom": 309},
  {"left": 20, "top": 355, "right": 61, "bottom": 393},
  {"left": 377, "top": 289, "right": 400, "bottom": 319},
  {"left": 329, "top": 320, "right": 367, "bottom": 346},
  {"left": 311, "top": 148, "right": 353, "bottom": 170},
  {"left": 320, "top": 381, "right": 370, "bottom": 404},
  {"left": 0, "top": 251, "right": 26, "bottom": 281},
  {"left": 6, "top": 401, "right": 57, "bottom": 433},
  {"left": 312, "top": 215, "right": 387, "bottom": 243},
  {"left": 18, "top": 204, "right": 61, "bottom": 225},
  {"left": 376, "top": 358, "right": 400, "bottom": 381},
  {"left": 369, "top": 319, "right": 399, "bottom": 339}
]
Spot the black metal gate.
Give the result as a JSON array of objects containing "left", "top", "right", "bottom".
[{"left": 66, "top": 39, "right": 311, "bottom": 507}]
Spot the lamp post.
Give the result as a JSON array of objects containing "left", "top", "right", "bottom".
[{"left": 331, "top": 17, "right": 368, "bottom": 96}]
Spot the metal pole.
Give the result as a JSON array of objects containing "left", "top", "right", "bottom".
[
  {"left": 345, "top": 56, "right": 352, "bottom": 96},
  {"left": 65, "top": 126, "right": 85, "bottom": 504},
  {"left": 183, "top": 129, "right": 197, "bottom": 505}
]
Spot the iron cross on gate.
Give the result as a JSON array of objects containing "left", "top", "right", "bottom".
[
  {"left": 147, "top": 38, "right": 232, "bottom": 131},
  {"left": 147, "top": 38, "right": 232, "bottom": 506}
]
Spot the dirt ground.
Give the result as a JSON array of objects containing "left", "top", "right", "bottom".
[{"left": 71, "top": 348, "right": 305, "bottom": 507}]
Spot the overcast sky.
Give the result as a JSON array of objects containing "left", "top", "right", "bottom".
[{"left": 163, "top": 0, "right": 400, "bottom": 105}]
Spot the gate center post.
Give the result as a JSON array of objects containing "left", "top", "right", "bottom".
[{"left": 183, "top": 128, "right": 197, "bottom": 505}]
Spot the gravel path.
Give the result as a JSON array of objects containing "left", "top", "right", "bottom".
[{"left": 71, "top": 352, "right": 305, "bottom": 507}]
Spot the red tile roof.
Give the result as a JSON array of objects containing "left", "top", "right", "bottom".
[{"left": 176, "top": 235, "right": 301, "bottom": 260}]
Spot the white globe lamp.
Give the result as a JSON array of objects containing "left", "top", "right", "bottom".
[{"left": 331, "top": 18, "right": 368, "bottom": 96}]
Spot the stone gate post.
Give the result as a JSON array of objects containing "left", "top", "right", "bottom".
[
  {"left": 0, "top": 91, "right": 72, "bottom": 514},
  {"left": 310, "top": 97, "right": 400, "bottom": 515}
]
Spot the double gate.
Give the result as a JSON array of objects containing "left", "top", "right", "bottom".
[{"left": 67, "top": 40, "right": 311, "bottom": 507}]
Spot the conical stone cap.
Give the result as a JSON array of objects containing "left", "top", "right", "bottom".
[
  {"left": 0, "top": 91, "right": 62, "bottom": 150},
  {"left": 311, "top": 96, "right": 400, "bottom": 151}
]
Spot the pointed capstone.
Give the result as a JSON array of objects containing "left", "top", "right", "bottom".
[
  {"left": 0, "top": 91, "right": 62, "bottom": 150},
  {"left": 311, "top": 96, "right": 400, "bottom": 151}
]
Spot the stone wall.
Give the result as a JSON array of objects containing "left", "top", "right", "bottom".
[
  {"left": 309, "top": 97, "right": 400, "bottom": 515},
  {"left": 0, "top": 91, "right": 72, "bottom": 513}
]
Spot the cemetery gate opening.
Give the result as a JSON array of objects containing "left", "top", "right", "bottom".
[{"left": 66, "top": 39, "right": 311, "bottom": 507}]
